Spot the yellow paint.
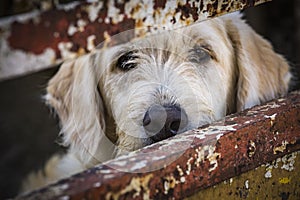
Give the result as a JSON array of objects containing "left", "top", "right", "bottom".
[
  {"left": 187, "top": 151, "right": 300, "bottom": 200},
  {"left": 278, "top": 177, "right": 290, "bottom": 184},
  {"left": 105, "top": 174, "right": 153, "bottom": 200}
]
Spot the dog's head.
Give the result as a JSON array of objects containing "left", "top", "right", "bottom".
[{"left": 46, "top": 13, "right": 291, "bottom": 166}]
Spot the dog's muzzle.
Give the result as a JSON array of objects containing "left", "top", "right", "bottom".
[{"left": 142, "top": 104, "right": 188, "bottom": 142}]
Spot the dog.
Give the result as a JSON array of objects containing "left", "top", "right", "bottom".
[{"left": 21, "top": 13, "right": 291, "bottom": 192}]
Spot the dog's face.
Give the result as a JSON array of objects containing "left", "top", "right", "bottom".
[
  {"left": 98, "top": 22, "right": 236, "bottom": 153},
  {"left": 46, "top": 13, "right": 291, "bottom": 166}
]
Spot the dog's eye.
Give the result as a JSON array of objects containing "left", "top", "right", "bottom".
[
  {"left": 116, "top": 51, "right": 138, "bottom": 71},
  {"left": 188, "top": 46, "right": 211, "bottom": 63}
]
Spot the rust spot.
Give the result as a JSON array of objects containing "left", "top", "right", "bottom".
[
  {"left": 8, "top": 10, "right": 72, "bottom": 56},
  {"left": 247, "top": 140, "right": 256, "bottom": 158},
  {"left": 206, "top": 2, "right": 218, "bottom": 16},
  {"left": 176, "top": 2, "right": 199, "bottom": 21},
  {"left": 1, "top": 0, "right": 272, "bottom": 80},
  {"left": 154, "top": 0, "right": 167, "bottom": 9},
  {"left": 7, "top": 4, "right": 135, "bottom": 58}
]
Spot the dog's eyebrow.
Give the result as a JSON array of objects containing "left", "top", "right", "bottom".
[
  {"left": 181, "top": 33, "right": 206, "bottom": 45},
  {"left": 114, "top": 46, "right": 137, "bottom": 57}
]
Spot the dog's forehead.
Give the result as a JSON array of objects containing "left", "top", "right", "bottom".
[
  {"left": 134, "top": 19, "right": 226, "bottom": 50},
  {"left": 179, "top": 19, "right": 227, "bottom": 44},
  {"left": 101, "top": 17, "right": 228, "bottom": 62}
]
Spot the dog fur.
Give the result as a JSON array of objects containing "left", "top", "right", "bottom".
[{"left": 21, "top": 13, "right": 291, "bottom": 192}]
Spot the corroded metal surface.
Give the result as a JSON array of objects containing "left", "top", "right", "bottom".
[
  {"left": 187, "top": 151, "right": 300, "bottom": 199},
  {"left": 0, "top": 0, "right": 271, "bottom": 80},
  {"left": 16, "top": 91, "right": 300, "bottom": 200}
]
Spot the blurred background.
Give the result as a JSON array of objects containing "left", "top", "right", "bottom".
[{"left": 0, "top": 0, "right": 299, "bottom": 198}]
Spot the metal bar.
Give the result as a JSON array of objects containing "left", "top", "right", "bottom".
[
  {"left": 16, "top": 91, "right": 300, "bottom": 200},
  {"left": 0, "top": 0, "right": 272, "bottom": 81}
]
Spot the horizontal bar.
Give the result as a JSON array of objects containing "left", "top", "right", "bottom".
[
  {"left": 0, "top": 0, "right": 271, "bottom": 81},
  {"left": 16, "top": 91, "right": 300, "bottom": 200}
]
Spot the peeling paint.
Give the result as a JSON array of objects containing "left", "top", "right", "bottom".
[
  {"left": 207, "top": 147, "right": 221, "bottom": 172},
  {"left": 264, "top": 113, "right": 277, "bottom": 126},
  {"left": 0, "top": 0, "right": 271, "bottom": 80},
  {"left": 180, "top": 176, "right": 186, "bottom": 183},
  {"left": 176, "top": 165, "right": 184, "bottom": 176},
  {"left": 273, "top": 140, "right": 289, "bottom": 154},
  {"left": 186, "top": 157, "right": 193, "bottom": 175},
  {"left": 58, "top": 42, "right": 79, "bottom": 60},
  {"left": 93, "top": 182, "right": 101, "bottom": 188},
  {"left": 103, "top": 174, "right": 115, "bottom": 179},
  {"left": 77, "top": 19, "right": 87, "bottom": 31},
  {"left": 87, "top": 35, "right": 96, "bottom": 51},
  {"left": 247, "top": 140, "right": 256, "bottom": 158},
  {"left": 86, "top": 2, "right": 104, "bottom": 22},
  {"left": 215, "top": 133, "right": 223, "bottom": 140},
  {"left": 260, "top": 102, "right": 282, "bottom": 111},
  {"left": 0, "top": 38, "right": 56, "bottom": 80},
  {"left": 264, "top": 160, "right": 278, "bottom": 179},
  {"left": 67, "top": 24, "right": 77, "bottom": 36},
  {"left": 264, "top": 170, "right": 272, "bottom": 178},
  {"left": 245, "top": 180, "right": 249, "bottom": 189},
  {"left": 97, "top": 169, "right": 113, "bottom": 174},
  {"left": 164, "top": 175, "right": 177, "bottom": 195},
  {"left": 193, "top": 124, "right": 236, "bottom": 141},
  {"left": 55, "top": 1, "right": 81, "bottom": 11},
  {"left": 278, "top": 177, "right": 291, "bottom": 184},
  {"left": 105, "top": 174, "right": 153, "bottom": 200},
  {"left": 102, "top": 31, "right": 112, "bottom": 48},
  {"left": 66, "top": 18, "right": 89, "bottom": 37},
  {"left": 194, "top": 144, "right": 220, "bottom": 172},
  {"left": 191, "top": 151, "right": 300, "bottom": 199},
  {"left": 264, "top": 152, "right": 298, "bottom": 179},
  {"left": 281, "top": 152, "right": 297, "bottom": 171},
  {"left": 194, "top": 146, "right": 206, "bottom": 168},
  {"left": 45, "top": 182, "right": 72, "bottom": 200},
  {"left": 0, "top": 10, "right": 41, "bottom": 26},
  {"left": 152, "top": 155, "right": 166, "bottom": 160},
  {"left": 106, "top": 0, "right": 125, "bottom": 24}
]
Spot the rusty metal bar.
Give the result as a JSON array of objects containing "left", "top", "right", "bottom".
[
  {"left": 0, "top": 0, "right": 271, "bottom": 81},
  {"left": 15, "top": 91, "right": 300, "bottom": 200}
]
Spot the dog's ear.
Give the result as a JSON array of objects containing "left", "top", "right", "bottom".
[
  {"left": 46, "top": 54, "right": 108, "bottom": 166},
  {"left": 224, "top": 14, "right": 291, "bottom": 111}
]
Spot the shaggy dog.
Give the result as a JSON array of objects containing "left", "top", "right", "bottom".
[{"left": 22, "top": 13, "right": 291, "bottom": 192}]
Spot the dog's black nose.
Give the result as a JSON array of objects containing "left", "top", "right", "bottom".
[{"left": 143, "top": 104, "right": 188, "bottom": 142}]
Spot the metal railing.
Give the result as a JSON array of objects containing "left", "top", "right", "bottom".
[{"left": 0, "top": 0, "right": 271, "bottom": 81}]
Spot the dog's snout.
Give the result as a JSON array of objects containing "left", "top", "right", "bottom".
[{"left": 143, "top": 104, "right": 188, "bottom": 142}]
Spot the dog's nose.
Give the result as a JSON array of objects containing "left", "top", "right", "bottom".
[{"left": 143, "top": 104, "right": 188, "bottom": 142}]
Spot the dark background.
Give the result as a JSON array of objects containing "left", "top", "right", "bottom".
[{"left": 0, "top": 0, "right": 299, "bottom": 198}]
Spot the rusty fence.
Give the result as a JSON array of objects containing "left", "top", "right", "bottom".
[
  {"left": 1, "top": 0, "right": 299, "bottom": 199},
  {"left": 0, "top": 0, "right": 271, "bottom": 81},
  {"left": 16, "top": 91, "right": 300, "bottom": 199}
]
